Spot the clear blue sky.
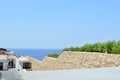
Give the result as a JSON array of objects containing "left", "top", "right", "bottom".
[{"left": 0, "top": 0, "right": 120, "bottom": 49}]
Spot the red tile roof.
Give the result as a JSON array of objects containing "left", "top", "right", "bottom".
[{"left": 19, "top": 57, "right": 29, "bottom": 61}]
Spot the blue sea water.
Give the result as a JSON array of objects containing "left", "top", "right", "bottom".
[{"left": 7, "top": 49, "right": 62, "bottom": 60}]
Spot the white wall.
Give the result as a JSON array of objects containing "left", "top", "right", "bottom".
[
  {"left": 3, "top": 61, "right": 8, "bottom": 70},
  {"left": 1, "top": 67, "right": 120, "bottom": 80},
  {"left": 1, "top": 70, "right": 21, "bottom": 80},
  {"left": 15, "top": 58, "right": 22, "bottom": 71},
  {"left": 0, "top": 61, "right": 8, "bottom": 70},
  {"left": 22, "top": 67, "right": 120, "bottom": 80}
]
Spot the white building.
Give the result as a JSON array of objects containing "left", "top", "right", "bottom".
[
  {"left": 0, "top": 55, "right": 8, "bottom": 70},
  {"left": 19, "top": 57, "right": 31, "bottom": 70},
  {"left": 0, "top": 48, "right": 31, "bottom": 71}
]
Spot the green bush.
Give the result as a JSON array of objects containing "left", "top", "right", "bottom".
[
  {"left": 63, "top": 40, "right": 120, "bottom": 54},
  {"left": 48, "top": 53, "right": 59, "bottom": 58}
]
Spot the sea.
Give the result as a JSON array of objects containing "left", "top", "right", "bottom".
[{"left": 7, "top": 49, "right": 62, "bottom": 60}]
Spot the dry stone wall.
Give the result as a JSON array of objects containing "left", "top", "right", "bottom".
[{"left": 30, "top": 51, "right": 120, "bottom": 71}]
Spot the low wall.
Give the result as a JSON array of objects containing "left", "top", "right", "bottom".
[
  {"left": 1, "top": 70, "right": 20, "bottom": 80},
  {"left": 30, "top": 51, "right": 120, "bottom": 71},
  {"left": 22, "top": 67, "right": 120, "bottom": 80}
]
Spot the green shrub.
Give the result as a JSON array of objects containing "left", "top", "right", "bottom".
[
  {"left": 48, "top": 53, "right": 59, "bottom": 58},
  {"left": 63, "top": 40, "right": 120, "bottom": 54}
]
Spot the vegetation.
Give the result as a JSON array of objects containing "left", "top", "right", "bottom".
[
  {"left": 48, "top": 53, "right": 59, "bottom": 58},
  {"left": 63, "top": 40, "right": 120, "bottom": 54}
]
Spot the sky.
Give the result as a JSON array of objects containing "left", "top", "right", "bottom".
[{"left": 0, "top": 0, "right": 120, "bottom": 49}]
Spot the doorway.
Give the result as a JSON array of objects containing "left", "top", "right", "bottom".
[{"left": 0, "top": 62, "right": 3, "bottom": 70}]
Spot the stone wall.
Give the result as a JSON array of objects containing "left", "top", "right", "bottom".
[{"left": 30, "top": 51, "right": 120, "bottom": 71}]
